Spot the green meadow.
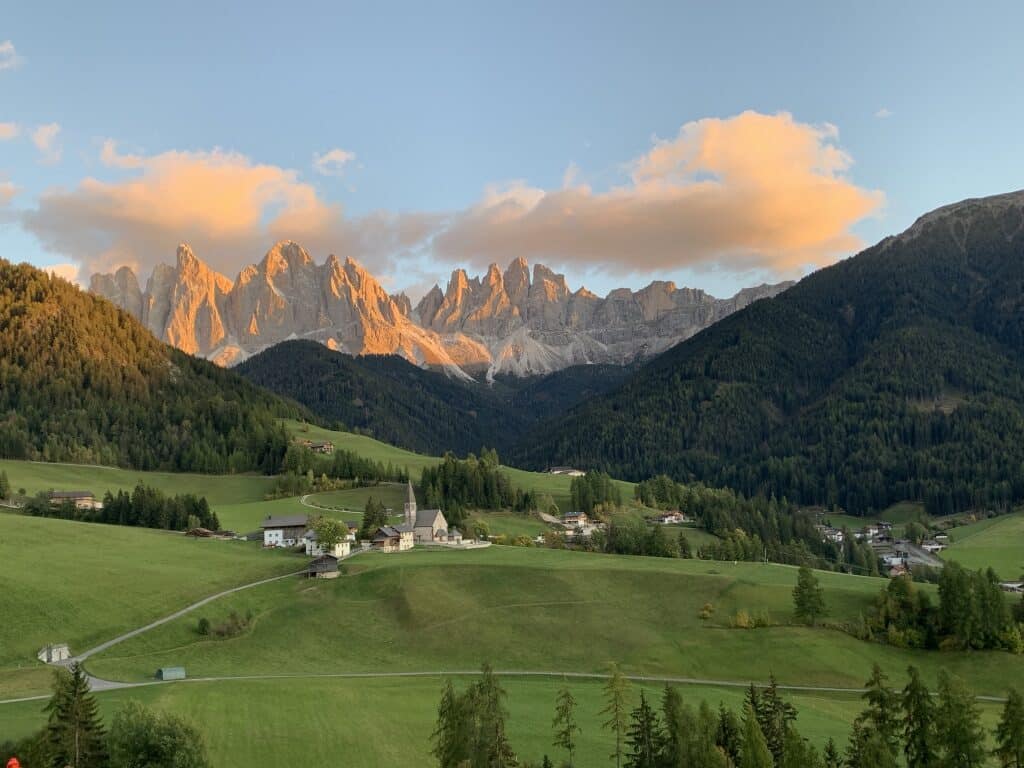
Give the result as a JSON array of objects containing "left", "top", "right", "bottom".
[
  {"left": 943, "top": 512, "right": 1024, "bottom": 579},
  {"left": 0, "top": 514, "right": 297, "bottom": 697},
  {"left": 81, "top": 546, "right": 1024, "bottom": 699},
  {"left": 7, "top": 675, "right": 992, "bottom": 767}
]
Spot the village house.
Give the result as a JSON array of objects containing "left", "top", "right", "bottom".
[
  {"left": 47, "top": 490, "right": 102, "bottom": 511},
  {"left": 37, "top": 643, "right": 71, "bottom": 663},
  {"left": 307, "top": 555, "right": 340, "bottom": 579},
  {"left": 302, "top": 528, "right": 352, "bottom": 558},
  {"left": 654, "top": 511, "right": 691, "bottom": 525},
  {"left": 547, "top": 466, "right": 585, "bottom": 477},
  {"left": 1001, "top": 582, "right": 1024, "bottom": 593},
  {"left": 299, "top": 439, "right": 334, "bottom": 455},
  {"left": 562, "top": 511, "right": 589, "bottom": 528},
  {"left": 921, "top": 540, "right": 945, "bottom": 554},
  {"left": 261, "top": 514, "right": 309, "bottom": 548},
  {"left": 371, "top": 525, "right": 414, "bottom": 553},
  {"left": 814, "top": 524, "right": 844, "bottom": 544}
]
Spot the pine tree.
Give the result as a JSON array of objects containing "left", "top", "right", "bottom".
[
  {"left": 740, "top": 704, "right": 773, "bottom": 768},
  {"left": 758, "top": 674, "right": 796, "bottom": 765},
  {"left": 792, "top": 565, "right": 827, "bottom": 625},
  {"left": 45, "top": 663, "right": 108, "bottom": 768},
  {"left": 624, "top": 690, "right": 661, "bottom": 768},
  {"left": 717, "top": 704, "right": 743, "bottom": 765},
  {"left": 0, "top": 470, "right": 9, "bottom": 499},
  {"left": 552, "top": 687, "right": 580, "bottom": 767},
  {"left": 659, "top": 685, "right": 684, "bottom": 766},
  {"left": 430, "top": 680, "right": 470, "bottom": 768},
  {"left": 471, "top": 664, "right": 516, "bottom": 768},
  {"left": 781, "top": 725, "right": 821, "bottom": 768},
  {"left": 901, "top": 665, "right": 937, "bottom": 768},
  {"left": 601, "top": 663, "right": 632, "bottom": 768},
  {"left": 935, "top": 671, "right": 986, "bottom": 768},
  {"left": 995, "top": 688, "right": 1024, "bottom": 768},
  {"left": 822, "top": 737, "right": 840, "bottom": 768},
  {"left": 856, "top": 664, "right": 900, "bottom": 756}
]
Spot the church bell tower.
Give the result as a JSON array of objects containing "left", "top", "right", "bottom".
[{"left": 404, "top": 479, "right": 417, "bottom": 527}]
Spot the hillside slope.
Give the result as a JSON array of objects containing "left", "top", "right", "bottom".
[
  {"left": 237, "top": 340, "right": 632, "bottom": 455},
  {"left": 0, "top": 259, "right": 305, "bottom": 472},
  {"left": 515, "top": 191, "right": 1024, "bottom": 516}
]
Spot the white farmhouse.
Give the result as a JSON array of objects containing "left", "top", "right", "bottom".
[{"left": 302, "top": 528, "right": 352, "bottom": 558}]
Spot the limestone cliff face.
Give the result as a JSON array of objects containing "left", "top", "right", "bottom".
[{"left": 90, "top": 241, "right": 792, "bottom": 377}]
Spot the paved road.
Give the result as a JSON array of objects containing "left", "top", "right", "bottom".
[{"left": 1, "top": 668, "right": 1012, "bottom": 706}]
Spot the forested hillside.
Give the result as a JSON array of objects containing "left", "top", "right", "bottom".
[
  {"left": 514, "top": 191, "right": 1024, "bottom": 516},
  {"left": 0, "top": 260, "right": 305, "bottom": 472},
  {"left": 236, "top": 340, "right": 632, "bottom": 455}
]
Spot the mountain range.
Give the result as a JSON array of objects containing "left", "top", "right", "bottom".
[
  {"left": 89, "top": 245, "right": 790, "bottom": 378},
  {"left": 513, "top": 190, "right": 1024, "bottom": 517}
]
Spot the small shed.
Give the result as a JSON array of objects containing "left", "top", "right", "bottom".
[
  {"left": 37, "top": 643, "right": 71, "bottom": 663},
  {"left": 156, "top": 666, "right": 186, "bottom": 681},
  {"left": 307, "top": 554, "right": 340, "bottom": 579}
]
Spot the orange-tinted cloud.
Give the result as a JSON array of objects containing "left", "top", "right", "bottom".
[
  {"left": 31, "top": 123, "right": 61, "bottom": 164},
  {"left": 434, "top": 111, "right": 883, "bottom": 277},
  {"left": 23, "top": 143, "right": 438, "bottom": 279},
  {"left": 0, "top": 180, "right": 16, "bottom": 206},
  {"left": 0, "top": 122, "right": 18, "bottom": 140}
]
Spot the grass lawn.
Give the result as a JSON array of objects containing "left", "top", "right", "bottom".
[
  {"left": 283, "top": 419, "right": 636, "bottom": 510},
  {"left": 79, "top": 545, "right": 1024, "bottom": 702},
  {"left": 0, "top": 459, "right": 275, "bottom": 507},
  {"left": 0, "top": 514, "right": 299, "bottom": 698},
  {"left": 469, "top": 511, "right": 550, "bottom": 539},
  {"left": 942, "top": 512, "right": 1024, "bottom": 579},
  {"left": 5, "top": 675, "right": 984, "bottom": 766}
]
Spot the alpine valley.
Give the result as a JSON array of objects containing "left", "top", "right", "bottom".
[{"left": 89, "top": 243, "right": 790, "bottom": 379}]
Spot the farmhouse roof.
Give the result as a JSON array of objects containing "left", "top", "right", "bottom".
[
  {"left": 48, "top": 490, "right": 94, "bottom": 499},
  {"left": 260, "top": 514, "right": 309, "bottom": 529}
]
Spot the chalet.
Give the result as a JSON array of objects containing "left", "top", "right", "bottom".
[
  {"left": 548, "top": 466, "right": 585, "bottom": 477},
  {"left": 655, "top": 511, "right": 690, "bottom": 525},
  {"left": 814, "top": 524, "right": 844, "bottom": 544},
  {"left": 882, "top": 552, "right": 907, "bottom": 568},
  {"left": 562, "top": 511, "right": 589, "bottom": 528},
  {"left": 921, "top": 540, "right": 945, "bottom": 553},
  {"left": 371, "top": 525, "right": 414, "bottom": 553},
  {"left": 302, "top": 528, "right": 351, "bottom": 558},
  {"left": 307, "top": 555, "right": 340, "bottom": 579},
  {"left": 299, "top": 439, "right": 334, "bottom": 455},
  {"left": 342, "top": 520, "right": 359, "bottom": 541},
  {"left": 402, "top": 480, "right": 451, "bottom": 543},
  {"left": 261, "top": 514, "right": 309, "bottom": 548},
  {"left": 1001, "top": 582, "right": 1024, "bottom": 593},
  {"left": 47, "top": 491, "right": 101, "bottom": 511},
  {"left": 37, "top": 643, "right": 70, "bottom": 663}
]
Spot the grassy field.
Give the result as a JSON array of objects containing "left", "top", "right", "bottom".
[
  {"left": 943, "top": 512, "right": 1024, "bottom": 579},
  {"left": 284, "top": 419, "right": 636, "bottom": 509},
  {"left": 78, "top": 545, "right": 1024, "bottom": 700},
  {"left": 0, "top": 514, "right": 298, "bottom": 698},
  {"left": 8, "top": 675, "right": 999, "bottom": 767}
]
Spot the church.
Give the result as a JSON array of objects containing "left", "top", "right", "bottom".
[{"left": 403, "top": 480, "right": 459, "bottom": 544}]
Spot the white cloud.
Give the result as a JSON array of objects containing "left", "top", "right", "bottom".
[
  {"left": 875, "top": 107, "right": 893, "bottom": 119},
  {"left": 22, "top": 143, "right": 438, "bottom": 279},
  {"left": 434, "top": 111, "right": 883, "bottom": 278},
  {"left": 313, "top": 148, "right": 356, "bottom": 177},
  {"left": 0, "top": 181, "right": 16, "bottom": 207},
  {"left": 31, "top": 123, "right": 62, "bottom": 164},
  {"left": 0, "top": 122, "right": 18, "bottom": 140},
  {"left": 0, "top": 41, "right": 21, "bottom": 71}
]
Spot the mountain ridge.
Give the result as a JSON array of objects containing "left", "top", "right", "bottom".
[
  {"left": 91, "top": 247, "right": 791, "bottom": 378},
  {"left": 512, "top": 189, "right": 1024, "bottom": 516}
]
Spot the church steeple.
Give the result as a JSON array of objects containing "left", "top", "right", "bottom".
[{"left": 404, "top": 479, "right": 417, "bottom": 527}]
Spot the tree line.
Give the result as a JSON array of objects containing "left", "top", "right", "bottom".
[
  {"left": 857, "top": 563, "right": 1024, "bottom": 653},
  {"left": 420, "top": 450, "right": 540, "bottom": 529},
  {"left": 0, "top": 664, "right": 209, "bottom": 768},
  {"left": 431, "top": 662, "right": 1024, "bottom": 768},
  {"left": 267, "top": 442, "right": 409, "bottom": 497},
  {"left": 22, "top": 484, "right": 220, "bottom": 532}
]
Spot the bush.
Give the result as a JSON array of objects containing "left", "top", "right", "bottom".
[
  {"left": 699, "top": 602, "right": 714, "bottom": 620},
  {"left": 196, "top": 617, "right": 211, "bottom": 636}
]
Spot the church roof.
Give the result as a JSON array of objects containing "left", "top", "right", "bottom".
[{"left": 414, "top": 509, "right": 445, "bottom": 527}]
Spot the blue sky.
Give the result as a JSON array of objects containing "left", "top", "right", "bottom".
[{"left": 1, "top": 0, "right": 1022, "bottom": 299}]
